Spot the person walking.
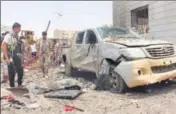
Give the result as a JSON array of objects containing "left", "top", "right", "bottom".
[
  {"left": 39, "top": 31, "right": 50, "bottom": 78},
  {"left": 1, "top": 22, "right": 24, "bottom": 87}
]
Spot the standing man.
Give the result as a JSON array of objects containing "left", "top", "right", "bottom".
[
  {"left": 1, "top": 22, "right": 24, "bottom": 87},
  {"left": 54, "top": 40, "right": 60, "bottom": 65},
  {"left": 39, "top": 31, "right": 50, "bottom": 78}
]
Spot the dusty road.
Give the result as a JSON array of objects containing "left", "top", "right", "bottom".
[{"left": 1, "top": 67, "right": 176, "bottom": 114}]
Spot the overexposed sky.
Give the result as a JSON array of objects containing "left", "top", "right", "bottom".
[{"left": 1, "top": 1, "right": 112, "bottom": 37}]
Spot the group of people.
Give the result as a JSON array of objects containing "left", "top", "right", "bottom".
[{"left": 1, "top": 22, "right": 56, "bottom": 88}]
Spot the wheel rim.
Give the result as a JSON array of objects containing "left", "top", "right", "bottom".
[{"left": 109, "top": 70, "right": 120, "bottom": 91}]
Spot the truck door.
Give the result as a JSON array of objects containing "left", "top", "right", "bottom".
[
  {"left": 71, "top": 31, "right": 86, "bottom": 68},
  {"left": 81, "top": 30, "right": 99, "bottom": 72}
]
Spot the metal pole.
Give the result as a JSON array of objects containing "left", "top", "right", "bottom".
[{"left": 45, "top": 20, "right": 51, "bottom": 32}]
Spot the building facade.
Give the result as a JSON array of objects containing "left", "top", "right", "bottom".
[
  {"left": 113, "top": 1, "right": 176, "bottom": 44},
  {"left": 54, "top": 29, "right": 76, "bottom": 40}
]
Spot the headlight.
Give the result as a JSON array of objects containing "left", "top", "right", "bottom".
[{"left": 120, "top": 48, "right": 146, "bottom": 60}]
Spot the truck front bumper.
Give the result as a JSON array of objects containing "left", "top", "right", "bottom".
[{"left": 114, "top": 56, "right": 176, "bottom": 88}]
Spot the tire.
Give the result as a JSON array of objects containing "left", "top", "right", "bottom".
[
  {"left": 95, "top": 73, "right": 110, "bottom": 90},
  {"left": 64, "top": 61, "right": 72, "bottom": 77},
  {"left": 108, "top": 65, "right": 127, "bottom": 93},
  {"left": 95, "top": 61, "right": 127, "bottom": 93}
]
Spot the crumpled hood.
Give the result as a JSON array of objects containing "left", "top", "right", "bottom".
[{"left": 105, "top": 38, "right": 172, "bottom": 47}]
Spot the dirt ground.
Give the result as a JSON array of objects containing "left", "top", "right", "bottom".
[{"left": 1, "top": 66, "right": 176, "bottom": 114}]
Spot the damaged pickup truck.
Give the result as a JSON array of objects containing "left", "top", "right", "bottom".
[{"left": 63, "top": 27, "right": 176, "bottom": 93}]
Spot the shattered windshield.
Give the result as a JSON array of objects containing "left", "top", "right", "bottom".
[{"left": 97, "top": 27, "right": 142, "bottom": 39}]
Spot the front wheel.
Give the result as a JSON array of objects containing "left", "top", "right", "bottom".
[
  {"left": 95, "top": 61, "right": 127, "bottom": 93},
  {"left": 108, "top": 66, "right": 127, "bottom": 93}
]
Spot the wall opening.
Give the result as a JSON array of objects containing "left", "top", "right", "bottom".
[{"left": 131, "top": 5, "right": 149, "bottom": 34}]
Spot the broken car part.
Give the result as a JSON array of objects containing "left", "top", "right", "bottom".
[{"left": 44, "top": 90, "right": 82, "bottom": 99}]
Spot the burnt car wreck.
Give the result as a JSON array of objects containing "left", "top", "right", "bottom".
[{"left": 63, "top": 26, "right": 176, "bottom": 93}]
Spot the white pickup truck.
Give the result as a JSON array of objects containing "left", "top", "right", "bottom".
[{"left": 62, "top": 27, "right": 176, "bottom": 93}]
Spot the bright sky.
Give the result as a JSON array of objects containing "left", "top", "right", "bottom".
[{"left": 1, "top": 1, "right": 112, "bottom": 37}]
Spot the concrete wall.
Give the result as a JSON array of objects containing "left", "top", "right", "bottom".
[{"left": 113, "top": 1, "right": 176, "bottom": 44}]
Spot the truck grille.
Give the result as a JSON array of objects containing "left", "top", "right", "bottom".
[
  {"left": 151, "top": 63, "right": 176, "bottom": 73},
  {"left": 146, "top": 45, "right": 175, "bottom": 57}
]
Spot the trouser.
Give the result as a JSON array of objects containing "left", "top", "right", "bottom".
[
  {"left": 31, "top": 52, "right": 37, "bottom": 57},
  {"left": 8, "top": 55, "right": 24, "bottom": 87},
  {"left": 40, "top": 55, "right": 49, "bottom": 76}
]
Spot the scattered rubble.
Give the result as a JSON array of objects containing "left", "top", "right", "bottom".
[
  {"left": 64, "top": 105, "right": 84, "bottom": 112},
  {"left": 1, "top": 67, "right": 176, "bottom": 114},
  {"left": 44, "top": 90, "right": 82, "bottom": 99},
  {"left": 26, "top": 103, "right": 40, "bottom": 109},
  {"left": 47, "top": 78, "right": 83, "bottom": 90}
]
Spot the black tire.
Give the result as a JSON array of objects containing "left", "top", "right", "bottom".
[
  {"left": 64, "top": 61, "right": 72, "bottom": 76},
  {"left": 95, "top": 61, "right": 127, "bottom": 93}
]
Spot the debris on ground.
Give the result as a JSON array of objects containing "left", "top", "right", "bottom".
[
  {"left": 44, "top": 90, "right": 82, "bottom": 99},
  {"left": 1, "top": 67, "right": 176, "bottom": 114},
  {"left": 26, "top": 103, "right": 40, "bottom": 109},
  {"left": 6, "top": 87, "right": 29, "bottom": 96},
  {"left": 64, "top": 105, "right": 84, "bottom": 112},
  {"left": 27, "top": 83, "right": 48, "bottom": 95},
  {"left": 1, "top": 95, "right": 14, "bottom": 101},
  {"left": 47, "top": 78, "right": 83, "bottom": 90},
  {"left": 1, "top": 88, "right": 13, "bottom": 97},
  {"left": 1, "top": 94, "right": 26, "bottom": 110},
  {"left": 8, "top": 99, "right": 26, "bottom": 106}
]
